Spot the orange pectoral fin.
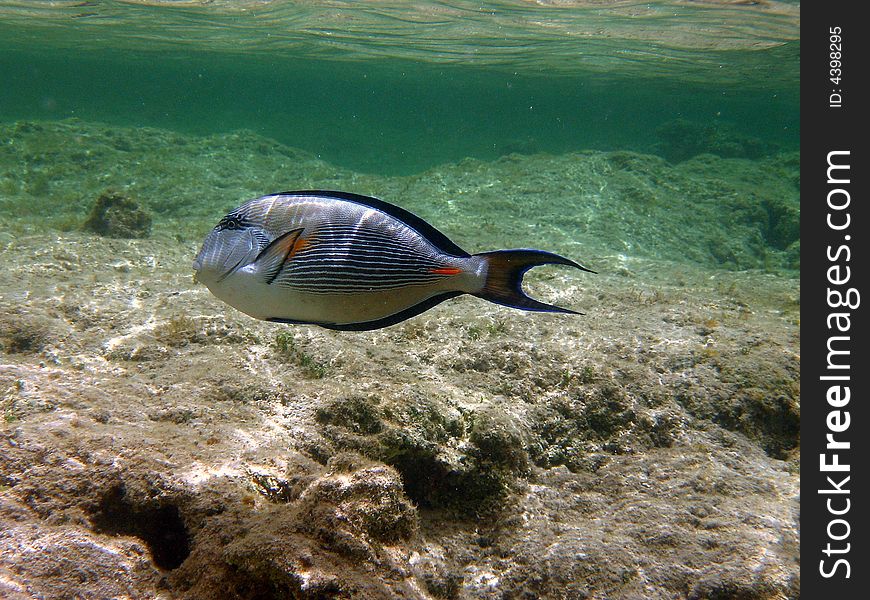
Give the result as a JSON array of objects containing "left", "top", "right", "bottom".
[
  {"left": 430, "top": 267, "right": 462, "bottom": 276},
  {"left": 253, "top": 228, "right": 305, "bottom": 284},
  {"left": 287, "top": 236, "right": 311, "bottom": 260}
]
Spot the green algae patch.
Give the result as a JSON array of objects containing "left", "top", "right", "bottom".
[
  {"left": 315, "top": 394, "right": 531, "bottom": 516},
  {"left": 273, "top": 331, "right": 330, "bottom": 379},
  {"left": 0, "top": 313, "right": 55, "bottom": 355}
]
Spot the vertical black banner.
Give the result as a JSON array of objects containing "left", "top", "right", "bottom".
[{"left": 803, "top": 2, "right": 868, "bottom": 596}]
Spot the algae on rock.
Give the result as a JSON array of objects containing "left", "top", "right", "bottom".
[{"left": 82, "top": 189, "right": 152, "bottom": 239}]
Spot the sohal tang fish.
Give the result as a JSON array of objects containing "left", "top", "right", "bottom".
[{"left": 193, "top": 191, "right": 594, "bottom": 331}]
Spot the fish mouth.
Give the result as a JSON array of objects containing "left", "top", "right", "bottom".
[
  {"left": 191, "top": 253, "right": 242, "bottom": 284},
  {"left": 216, "top": 256, "right": 246, "bottom": 283}
]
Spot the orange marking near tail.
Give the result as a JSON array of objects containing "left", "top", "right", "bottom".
[{"left": 430, "top": 267, "right": 462, "bottom": 276}]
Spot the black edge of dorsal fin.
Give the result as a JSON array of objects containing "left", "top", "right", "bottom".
[{"left": 275, "top": 190, "right": 470, "bottom": 258}]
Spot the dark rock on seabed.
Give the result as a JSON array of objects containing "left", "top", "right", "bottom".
[
  {"left": 0, "top": 120, "right": 798, "bottom": 599},
  {"left": 82, "top": 189, "right": 153, "bottom": 239}
]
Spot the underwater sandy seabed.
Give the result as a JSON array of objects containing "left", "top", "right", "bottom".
[{"left": 0, "top": 120, "right": 799, "bottom": 599}]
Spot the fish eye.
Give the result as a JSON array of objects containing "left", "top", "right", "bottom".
[{"left": 217, "top": 216, "right": 244, "bottom": 231}]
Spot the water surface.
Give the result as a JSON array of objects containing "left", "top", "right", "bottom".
[{"left": 1, "top": 0, "right": 800, "bottom": 173}]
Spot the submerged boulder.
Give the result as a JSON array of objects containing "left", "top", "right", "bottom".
[{"left": 82, "top": 189, "right": 152, "bottom": 238}]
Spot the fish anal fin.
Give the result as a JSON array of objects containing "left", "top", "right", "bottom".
[
  {"left": 321, "top": 292, "right": 463, "bottom": 331},
  {"left": 267, "top": 291, "right": 464, "bottom": 332},
  {"left": 254, "top": 228, "right": 304, "bottom": 285}
]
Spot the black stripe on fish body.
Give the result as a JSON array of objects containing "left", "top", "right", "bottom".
[
  {"left": 306, "top": 225, "right": 443, "bottom": 257},
  {"left": 278, "top": 278, "right": 445, "bottom": 295},
  {"left": 286, "top": 259, "right": 443, "bottom": 276},
  {"left": 270, "top": 221, "right": 459, "bottom": 293},
  {"left": 298, "top": 223, "right": 442, "bottom": 255},
  {"left": 309, "top": 237, "right": 425, "bottom": 258},
  {"left": 271, "top": 239, "right": 452, "bottom": 291},
  {"left": 274, "top": 191, "right": 471, "bottom": 258},
  {"left": 294, "top": 245, "right": 441, "bottom": 265},
  {"left": 275, "top": 258, "right": 448, "bottom": 293},
  {"left": 267, "top": 291, "right": 464, "bottom": 331},
  {"left": 291, "top": 231, "right": 442, "bottom": 264},
  {"left": 292, "top": 247, "right": 443, "bottom": 270}
]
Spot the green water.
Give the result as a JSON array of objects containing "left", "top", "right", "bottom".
[
  {"left": 1, "top": 0, "right": 799, "bottom": 174},
  {"left": 0, "top": 0, "right": 800, "bottom": 271},
  {"left": 0, "top": 7, "right": 803, "bottom": 598}
]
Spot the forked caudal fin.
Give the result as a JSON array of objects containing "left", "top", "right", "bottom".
[{"left": 473, "top": 249, "right": 595, "bottom": 314}]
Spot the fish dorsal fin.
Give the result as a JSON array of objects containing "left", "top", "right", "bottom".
[
  {"left": 276, "top": 190, "right": 470, "bottom": 258},
  {"left": 253, "top": 227, "right": 304, "bottom": 284}
]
